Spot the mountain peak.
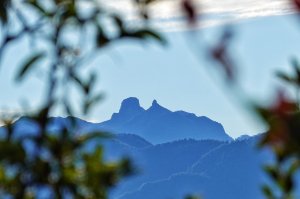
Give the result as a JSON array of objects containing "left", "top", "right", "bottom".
[
  {"left": 152, "top": 99, "right": 159, "bottom": 107},
  {"left": 114, "top": 97, "right": 145, "bottom": 119},
  {"left": 148, "top": 99, "right": 169, "bottom": 113},
  {"left": 101, "top": 97, "right": 233, "bottom": 143},
  {"left": 121, "top": 97, "right": 141, "bottom": 109}
]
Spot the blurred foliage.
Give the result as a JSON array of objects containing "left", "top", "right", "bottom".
[
  {"left": 0, "top": 0, "right": 165, "bottom": 198},
  {"left": 257, "top": 60, "right": 300, "bottom": 199},
  {"left": 181, "top": 0, "right": 300, "bottom": 198},
  {"left": 2, "top": 0, "right": 300, "bottom": 199},
  {"left": 227, "top": 2, "right": 300, "bottom": 198},
  {"left": 179, "top": 1, "right": 300, "bottom": 199},
  {"left": 255, "top": 2, "right": 300, "bottom": 195}
]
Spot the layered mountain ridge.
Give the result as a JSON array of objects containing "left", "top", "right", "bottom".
[
  {"left": 1, "top": 98, "right": 279, "bottom": 199},
  {"left": 98, "top": 97, "right": 233, "bottom": 144},
  {"left": 3, "top": 97, "right": 232, "bottom": 144},
  {"left": 103, "top": 134, "right": 272, "bottom": 199}
]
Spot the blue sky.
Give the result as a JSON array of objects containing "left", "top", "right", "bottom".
[
  {"left": 101, "top": 0, "right": 293, "bottom": 31},
  {"left": 91, "top": 14, "right": 300, "bottom": 138},
  {"left": 1, "top": 2, "right": 300, "bottom": 138}
]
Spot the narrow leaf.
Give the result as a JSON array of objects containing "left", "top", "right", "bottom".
[
  {"left": 16, "top": 52, "right": 45, "bottom": 82},
  {"left": 125, "top": 29, "right": 166, "bottom": 45}
]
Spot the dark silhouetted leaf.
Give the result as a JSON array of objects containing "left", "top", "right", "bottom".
[
  {"left": 120, "top": 28, "right": 166, "bottom": 45},
  {"left": 181, "top": 0, "right": 197, "bottom": 25},
  {"left": 277, "top": 71, "right": 295, "bottom": 84},
  {"left": 211, "top": 29, "right": 235, "bottom": 81},
  {"left": 130, "top": 29, "right": 166, "bottom": 45},
  {"left": 97, "top": 27, "right": 110, "bottom": 48},
  {"left": 262, "top": 185, "right": 275, "bottom": 199},
  {"left": 16, "top": 52, "right": 45, "bottom": 82},
  {"left": 0, "top": 0, "right": 10, "bottom": 24}
]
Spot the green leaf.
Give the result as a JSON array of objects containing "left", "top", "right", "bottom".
[
  {"left": 264, "top": 165, "right": 279, "bottom": 181},
  {"left": 276, "top": 71, "right": 296, "bottom": 85},
  {"left": 288, "top": 160, "right": 300, "bottom": 176},
  {"left": 291, "top": 58, "right": 300, "bottom": 85},
  {"left": 16, "top": 52, "right": 45, "bottom": 82},
  {"left": 126, "top": 29, "right": 166, "bottom": 45},
  {"left": 262, "top": 185, "right": 275, "bottom": 199}
]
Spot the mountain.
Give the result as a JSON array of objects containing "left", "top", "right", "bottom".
[
  {"left": 108, "top": 139, "right": 225, "bottom": 198},
  {"left": 3, "top": 97, "right": 232, "bottom": 144},
  {"left": 2, "top": 98, "right": 284, "bottom": 199},
  {"left": 80, "top": 130, "right": 274, "bottom": 199},
  {"left": 115, "top": 136, "right": 274, "bottom": 199},
  {"left": 91, "top": 132, "right": 285, "bottom": 199},
  {"left": 97, "top": 97, "right": 233, "bottom": 144}
]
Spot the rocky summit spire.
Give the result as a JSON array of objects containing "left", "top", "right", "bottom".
[
  {"left": 101, "top": 97, "right": 233, "bottom": 143},
  {"left": 112, "top": 97, "right": 145, "bottom": 119},
  {"left": 152, "top": 100, "right": 159, "bottom": 107},
  {"left": 118, "top": 97, "right": 145, "bottom": 116},
  {"left": 148, "top": 99, "right": 169, "bottom": 113}
]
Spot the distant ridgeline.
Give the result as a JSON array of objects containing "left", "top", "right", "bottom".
[
  {"left": 3, "top": 98, "right": 298, "bottom": 199},
  {"left": 97, "top": 97, "right": 233, "bottom": 144},
  {"left": 1, "top": 97, "right": 232, "bottom": 143}
]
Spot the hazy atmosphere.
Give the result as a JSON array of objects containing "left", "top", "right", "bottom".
[
  {"left": 1, "top": 1, "right": 300, "bottom": 198},
  {"left": 2, "top": 13, "right": 300, "bottom": 137}
]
